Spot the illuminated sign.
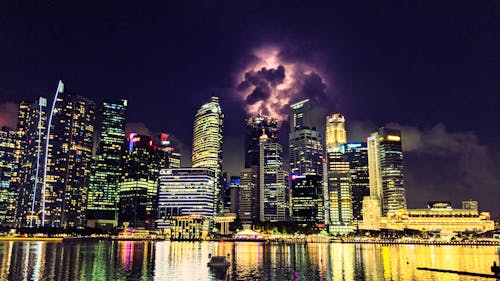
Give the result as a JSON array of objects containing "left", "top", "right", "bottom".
[
  {"left": 386, "top": 135, "right": 400, "bottom": 141},
  {"left": 347, "top": 143, "right": 362, "bottom": 149}
]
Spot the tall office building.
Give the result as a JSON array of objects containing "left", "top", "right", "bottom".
[
  {"left": 245, "top": 115, "right": 278, "bottom": 168},
  {"left": 238, "top": 167, "right": 257, "bottom": 224},
  {"left": 87, "top": 99, "right": 127, "bottom": 228},
  {"left": 14, "top": 98, "right": 48, "bottom": 227},
  {"left": 157, "top": 168, "right": 216, "bottom": 229},
  {"left": 192, "top": 97, "right": 223, "bottom": 213},
  {"left": 291, "top": 174, "right": 323, "bottom": 224},
  {"left": 0, "top": 127, "right": 20, "bottom": 226},
  {"left": 325, "top": 113, "right": 346, "bottom": 152},
  {"left": 289, "top": 99, "right": 323, "bottom": 175},
  {"left": 42, "top": 82, "right": 96, "bottom": 228},
  {"left": 259, "top": 133, "right": 289, "bottom": 222},
  {"left": 327, "top": 151, "right": 353, "bottom": 234},
  {"left": 118, "top": 133, "right": 165, "bottom": 229},
  {"left": 367, "top": 127, "right": 406, "bottom": 216},
  {"left": 342, "top": 143, "right": 370, "bottom": 224}
]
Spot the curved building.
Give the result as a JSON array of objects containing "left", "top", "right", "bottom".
[{"left": 192, "top": 96, "right": 223, "bottom": 214}]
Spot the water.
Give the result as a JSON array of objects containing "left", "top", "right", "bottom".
[{"left": 0, "top": 241, "right": 498, "bottom": 280}]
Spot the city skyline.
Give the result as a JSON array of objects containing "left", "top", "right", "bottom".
[{"left": 0, "top": 2, "right": 497, "bottom": 218}]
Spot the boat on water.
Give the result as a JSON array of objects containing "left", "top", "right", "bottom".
[{"left": 207, "top": 254, "right": 230, "bottom": 269}]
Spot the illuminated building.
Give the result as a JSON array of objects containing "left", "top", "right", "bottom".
[
  {"left": 157, "top": 133, "right": 181, "bottom": 169},
  {"left": 290, "top": 174, "right": 323, "bottom": 224},
  {"left": 224, "top": 176, "right": 240, "bottom": 213},
  {"left": 42, "top": 82, "right": 96, "bottom": 228},
  {"left": 14, "top": 97, "right": 47, "bottom": 227},
  {"left": 192, "top": 96, "right": 223, "bottom": 213},
  {"left": 157, "top": 168, "right": 216, "bottom": 230},
  {"left": 259, "top": 132, "right": 289, "bottom": 222},
  {"left": 367, "top": 127, "right": 406, "bottom": 216},
  {"left": 170, "top": 215, "right": 210, "bottom": 240},
  {"left": 342, "top": 143, "right": 370, "bottom": 225},
  {"left": 289, "top": 99, "right": 323, "bottom": 175},
  {"left": 380, "top": 201, "right": 494, "bottom": 234},
  {"left": 238, "top": 167, "right": 258, "bottom": 225},
  {"left": 325, "top": 113, "right": 346, "bottom": 153},
  {"left": 0, "top": 127, "right": 20, "bottom": 226},
  {"left": 87, "top": 99, "right": 127, "bottom": 229},
  {"left": 326, "top": 151, "right": 353, "bottom": 234},
  {"left": 245, "top": 115, "right": 278, "bottom": 168},
  {"left": 118, "top": 133, "right": 165, "bottom": 229}
]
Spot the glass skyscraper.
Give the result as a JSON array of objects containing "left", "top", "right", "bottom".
[
  {"left": 289, "top": 99, "right": 323, "bottom": 176},
  {"left": 192, "top": 97, "right": 223, "bottom": 213},
  {"left": 0, "top": 127, "right": 20, "bottom": 227},
  {"left": 325, "top": 113, "right": 346, "bottom": 153},
  {"left": 291, "top": 174, "right": 323, "bottom": 224},
  {"left": 367, "top": 127, "right": 406, "bottom": 216},
  {"left": 14, "top": 97, "right": 47, "bottom": 227},
  {"left": 118, "top": 133, "right": 165, "bottom": 229},
  {"left": 259, "top": 133, "right": 289, "bottom": 222},
  {"left": 43, "top": 82, "right": 96, "bottom": 228},
  {"left": 87, "top": 99, "right": 127, "bottom": 228}
]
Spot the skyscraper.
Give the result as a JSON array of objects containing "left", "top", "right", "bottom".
[
  {"left": 157, "top": 168, "right": 216, "bottom": 229},
  {"left": 157, "top": 133, "right": 181, "bottom": 169},
  {"left": 0, "top": 127, "right": 20, "bottom": 227},
  {"left": 238, "top": 167, "right": 257, "bottom": 225},
  {"left": 244, "top": 115, "right": 278, "bottom": 168},
  {"left": 192, "top": 96, "right": 223, "bottom": 213},
  {"left": 291, "top": 174, "right": 323, "bottom": 224},
  {"left": 118, "top": 133, "right": 165, "bottom": 229},
  {"left": 87, "top": 99, "right": 127, "bottom": 228},
  {"left": 259, "top": 133, "right": 289, "bottom": 222},
  {"left": 343, "top": 143, "right": 370, "bottom": 225},
  {"left": 325, "top": 113, "right": 346, "bottom": 152},
  {"left": 327, "top": 151, "right": 353, "bottom": 234},
  {"left": 14, "top": 97, "right": 47, "bottom": 227},
  {"left": 367, "top": 127, "right": 406, "bottom": 216},
  {"left": 289, "top": 99, "right": 323, "bottom": 175},
  {"left": 42, "top": 82, "right": 96, "bottom": 228}
]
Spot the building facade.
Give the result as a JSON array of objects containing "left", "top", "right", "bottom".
[
  {"left": 325, "top": 113, "right": 346, "bottom": 153},
  {"left": 0, "top": 127, "right": 20, "bottom": 227},
  {"left": 157, "top": 168, "right": 216, "bottom": 229},
  {"left": 87, "top": 99, "right": 127, "bottom": 228},
  {"left": 238, "top": 167, "right": 258, "bottom": 225},
  {"left": 14, "top": 97, "right": 48, "bottom": 227},
  {"left": 42, "top": 82, "right": 96, "bottom": 228},
  {"left": 259, "top": 133, "right": 289, "bottom": 222},
  {"left": 192, "top": 97, "right": 223, "bottom": 214},
  {"left": 118, "top": 133, "right": 165, "bottom": 229},
  {"left": 291, "top": 174, "right": 323, "bottom": 224}
]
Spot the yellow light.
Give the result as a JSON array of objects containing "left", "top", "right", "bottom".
[{"left": 386, "top": 135, "right": 400, "bottom": 141}]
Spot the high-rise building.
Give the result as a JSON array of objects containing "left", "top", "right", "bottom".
[
  {"left": 325, "top": 113, "right": 346, "bottom": 152},
  {"left": 157, "top": 133, "right": 181, "bottom": 169},
  {"left": 326, "top": 151, "right": 353, "bottom": 234},
  {"left": 118, "top": 133, "right": 165, "bottom": 229},
  {"left": 291, "top": 174, "right": 323, "bottom": 224},
  {"left": 289, "top": 99, "right": 323, "bottom": 176},
  {"left": 367, "top": 127, "right": 406, "bottom": 216},
  {"left": 0, "top": 127, "right": 20, "bottom": 226},
  {"left": 238, "top": 167, "right": 257, "bottom": 224},
  {"left": 157, "top": 168, "right": 216, "bottom": 229},
  {"left": 87, "top": 99, "right": 127, "bottom": 229},
  {"left": 342, "top": 143, "right": 370, "bottom": 225},
  {"left": 192, "top": 96, "right": 223, "bottom": 213},
  {"left": 244, "top": 115, "right": 278, "bottom": 168},
  {"left": 14, "top": 97, "right": 48, "bottom": 227},
  {"left": 259, "top": 133, "right": 289, "bottom": 222},
  {"left": 42, "top": 82, "right": 96, "bottom": 228}
]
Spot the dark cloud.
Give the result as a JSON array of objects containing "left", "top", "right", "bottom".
[
  {"left": 238, "top": 65, "right": 286, "bottom": 106},
  {"left": 0, "top": 102, "right": 18, "bottom": 129},
  {"left": 295, "top": 72, "right": 328, "bottom": 105}
]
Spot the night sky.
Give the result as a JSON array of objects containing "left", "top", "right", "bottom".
[{"left": 0, "top": 1, "right": 498, "bottom": 217}]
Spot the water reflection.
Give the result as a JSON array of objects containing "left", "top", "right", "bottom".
[{"left": 0, "top": 241, "right": 497, "bottom": 280}]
